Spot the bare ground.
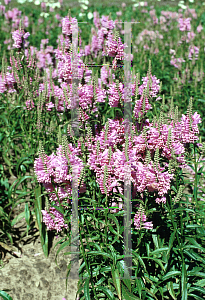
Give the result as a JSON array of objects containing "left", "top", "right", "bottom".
[{"left": 0, "top": 201, "right": 80, "bottom": 300}]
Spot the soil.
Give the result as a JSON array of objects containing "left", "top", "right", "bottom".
[
  {"left": 0, "top": 196, "right": 81, "bottom": 300},
  {"left": 0, "top": 163, "right": 82, "bottom": 300},
  {"left": 0, "top": 231, "right": 79, "bottom": 300}
]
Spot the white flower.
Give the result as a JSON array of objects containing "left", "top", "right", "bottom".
[
  {"left": 48, "top": 2, "right": 60, "bottom": 8},
  {"left": 79, "top": 0, "right": 89, "bottom": 4},
  {"left": 17, "top": 0, "right": 26, "bottom": 3},
  {"left": 87, "top": 12, "right": 93, "bottom": 19},
  {"left": 178, "top": 3, "right": 187, "bottom": 9},
  {"left": 40, "top": 12, "right": 50, "bottom": 18},
  {"left": 79, "top": 12, "right": 86, "bottom": 17},
  {"left": 132, "top": 1, "right": 145, "bottom": 7},
  {"left": 34, "top": 0, "right": 41, "bottom": 5},
  {"left": 80, "top": 4, "right": 88, "bottom": 10},
  {"left": 189, "top": 0, "right": 194, "bottom": 2}
]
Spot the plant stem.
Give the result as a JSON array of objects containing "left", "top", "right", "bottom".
[
  {"left": 193, "top": 143, "right": 198, "bottom": 210},
  {"left": 105, "top": 193, "right": 108, "bottom": 253},
  {"left": 79, "top": 223, "right": 98, "bottom": 298},
  {"left": 167, "top": 191, "right": 185, "bottom": 291}
]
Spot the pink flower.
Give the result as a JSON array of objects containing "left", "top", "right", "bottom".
[
  {"left": 41, "top": 207, "right": 68, "bottom": 233},
  {"left": 155, "top": 197, "right": 166, "bottom": 204},
  {"left": 25, "top": 99, "right": 35, "bottom": 111},
  {"left": 154, "top": 48, "right": 159, "bottom": 54},
  {"left": 12, "top": 29, "right": 30, "bottom": 49},
  {"left": 4, "top": 0, "right": 11, "bottom": 5},
  {"left": 186, "top": 31, "right": 196, "bottom": 42},
  {"left": 188, "top": 45, "right": 199, "bottom": 61},
  {"left": 197, "top": 24, "right": 203, "bottom": 33},
  {"left": 0, "top": 5, "right": 5, "bottom": 13},
  {"left": 41, "top": 2, "right": 46, "bottom": 9},
  {"left": 133, "top": 207, "right": 153, "bottom": 230},
  {"left": 170, "top": 49, "right": 176, "bottom": 56},
  {"left": 46, "top": 102, "right": 55, "bottom": 111},
  {"left": 178, "top": 17, "right": 191, "bottom": 32},
  {"left": 121, "top": 2, "right": 126, "bottom": 8}
]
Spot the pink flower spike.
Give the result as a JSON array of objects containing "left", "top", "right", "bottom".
[
  {"left": 23, "top": 32, "right": 30, "bottom": 39},
  {"left": 197, "top": 24, "right": 203, "bottom": 33}
]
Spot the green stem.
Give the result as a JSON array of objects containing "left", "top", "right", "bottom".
[
  {"left": 105, "top": 193, "right": 108, "bottom": 253},
  {"left": 193, "top": 143, "right": 198, "bottom": 210},
  {"left": 79, "top": 223, "right": 98, "bottom": 298},
  {"left": 167, "top": 192, "right": 185, "bottom": 280}
]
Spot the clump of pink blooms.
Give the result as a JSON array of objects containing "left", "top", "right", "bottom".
[
  {"left": 178, "top": 17, "right": 192, "bottom": 32},
  {"left": 12, "top": 29, "right": 30, "bottom": 49},
  {"left": 188, "top": 45, "right": 199, "bottom": 61},
  {"left": 0, "top": 8, "right": 203, "bottom": 235}
]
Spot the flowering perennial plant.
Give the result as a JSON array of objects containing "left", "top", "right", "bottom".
[
  {"left": 0, "top": 9, "right": 203, "bottom": 234},
  {"left": 1, "top": 3, "right": 205, "bottom": 299}
]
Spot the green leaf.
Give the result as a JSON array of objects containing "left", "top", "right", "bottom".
[
  {"left": 5, "top": 232, "right": 13, "bottom": 246},
  {"left": 197, "top": 99, "right": 205, "bottom": 103},
  {"left": 84, "top": 277, "right": 91, "bottom": 300},
  {"left": 188, "top": 286, "right": 205, "bottom": 295},
  {"left": 166, "top": 230, "right": 176, "bottom": 259},
  {"left": 54, "top": 238, "right": 73, "bottom": 264},
  {"left": 121, "top": 283, "right": 141, "bottom": 300},
  {"left": 171, "top": 185, "right": 177, "bottom": 193},
  {"left": 34, "top": 185, "right": 48, "bottom": 257},
  {"left": 187, "top": 294, "right": 205, "bottom": 300},
  {"left": 100, "top": 266, "right": 112, "bottom": 274},
  {"left": 132, "top": 252, "right": 147, "bottom": 272},
  {"left": 152, "top": 234, "right": 159, "bottom": 249},
  {"left": 95, "top": 286, "right": 115, "bottom": 300},
  {"left": 184, "top": 250, "right": 205, "bottom": 264},
  {"left": 111, "top": 266, "right": 121, "bottom": 300},
  {"left": 185, "top": 237, "right": 205, "bottom": 254},
  {"left": 0, "top": 290, "right": 13, "bottom": 300},
  {"left": 135, "top": 278, "right": 143, "bottom": 299},
  {"left": 52, "top": 205, "right": 65, "bottom": 215},
  {"left": 8, "top": 106, "right": 22, "bottom": 122},
  {"left": 142, "top": 257, "right": 165, "bottom": 272},
  {"left": 11, "top": 211, "right": 25, "bottom": 227},
  {"left": 181, "top": 263, "right": 187, "bottom": 300},
  {"left": 86, "top": 251, "right": 113, "bottom": 260},
  {"left": 16, "top": 157, "right": 33, "bottom": 176},
  {"left": 24, "top": 202, "right": 30, "bottom": 226},
  {"left": 116, "top": 260, "right": 132, "bottom": 292},
  {"left": 108, "top": 245, "right": 117, "bottom": 267},
  {"left": 2, "top": 153, "right": 12, "bottom": 167},
  {"left": 161, "top": 271, "right": 181, "bottom": 281},
  {"left": 95, "top": 277, "right": 107, "bottom": 286},
  {"left": 194, "top": 279, "right": 205, "bottom": 287},
  {"left": 107, "top": 213, "right": 123, "bottom": 242},
  {"left": 167, "top": 281, "right": 177, "bottom": 300},
  {"left": 0, "top": 115, "right": 9, "bottom": 126},
  {"left": 14, "top": 175, "right": 34, "bottom": 191},
  {"left": 151, "top": 247, "right": 169, "bottom": 256}
]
